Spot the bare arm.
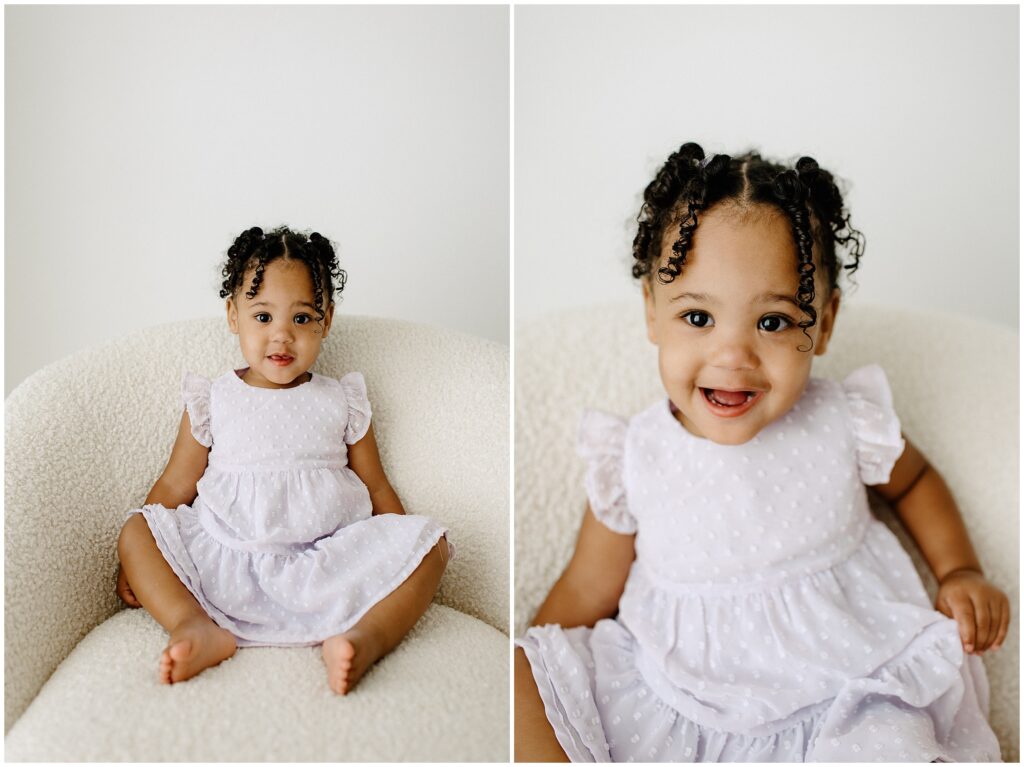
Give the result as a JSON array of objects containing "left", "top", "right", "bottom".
[
  {"left": 347, "top": 424, "right": 406, "bottom": 516},
  {"left": 875, "top": 434, "right": 1009, "bottom": 653},
  {"left": 145, "top": 408, "right": 212, "bottom": 507},
  {"left": 875, "top": 436, "right": 980, "bottom": 581},
  {"left": 116, "top": 409, "right": 210, "bottom": 606},
  {"left": 530, "top": 504, "right": 636, "bottom": 629}
]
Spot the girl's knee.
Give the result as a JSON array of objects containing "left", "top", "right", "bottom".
[{"left": 117, "top": 513, "right": 151, "bottom": 560}]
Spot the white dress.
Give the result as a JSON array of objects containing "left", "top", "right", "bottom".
[
  {"left": 517, "top": 365, "right": 1000, "bottom": 762},
  {"left": 129, "top": 367, "right": 450, "bottom": 647}
]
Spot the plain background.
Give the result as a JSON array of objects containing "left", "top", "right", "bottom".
[
  {"left": 515, "top": 5, "right": 1019, "bottom": 329},
  {"left": 5, "top": 5, "right": 509, "bottom": 397}
]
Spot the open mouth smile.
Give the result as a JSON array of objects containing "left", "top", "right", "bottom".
[{"left": 700, "top": 387, "right": 763, "bottom": 418}]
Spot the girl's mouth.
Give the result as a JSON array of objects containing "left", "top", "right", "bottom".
[
  {"left": 269, "top": 355, "right": 294, "bottom": 367},
  {"left": 700, "top": 387, "right": 762, "bottom": 417}
]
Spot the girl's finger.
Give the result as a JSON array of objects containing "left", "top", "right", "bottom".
[
  {"left": 124, "top": 586, "right": 141, "bottom": 608},
  {"left": 970, "top": 593, "right": 991, "bottom": 653},
  {"left": 116, "top": 565, "right": 141, "bottom": 608},
  {"left": 946, "top": 592, "right": 977, "bottom": 652},
  {"left": 986, "top": 600, "right": 1002, "bottom": 650},
  {"left": 978, "top": 602, "right": 995, "bottom": 651},
  {"left": 970, "top": 589, "right": 995, "bottom": 651},
  {"left": 975, "top": 601, "right": 996, "bottom": 651},
  {"left": 992, "top": 598, "right": 1010, "bottom": 650}
]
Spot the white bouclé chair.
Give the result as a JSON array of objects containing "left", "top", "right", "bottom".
[
  {"left": 5, "top": 315, "right": 509, "bottom": 761},
  {"left": 514, "top": 301, "right": 1018, "bottom": 761}
]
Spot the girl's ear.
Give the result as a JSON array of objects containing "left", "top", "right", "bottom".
[
  {"left": 813, "top": 289, "right": 841, "bottom": 356},
  {"left": 320, "top": 303, "right": 335, "bottom": 339},
  {"left": 226, "top": 298, "right": 239, "bottom": 335},
  {"left": 643, "top": 279, "right": 658, "bottom": 345}
]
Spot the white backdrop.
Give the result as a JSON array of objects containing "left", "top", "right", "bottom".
[
  {"left": 515, "top": 5, "right": 1019, "bottom": 329},
  {"left": 6, "top": 5, "right": 509, "bottom": 397}
]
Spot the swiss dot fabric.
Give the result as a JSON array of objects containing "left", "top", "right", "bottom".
[
  {"left": 128, "top": 368, "right": 449, "bottom": 647},
  {"left": 517, "top": 365, "right": 1001, "bottom": 762}
]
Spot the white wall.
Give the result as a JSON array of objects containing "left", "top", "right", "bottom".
[
  {"left": 6, "top": 5, "right": 509, "bottom": 396},
  {"left": 515, "top": 5, "right": 1019, "bottom": 329}
]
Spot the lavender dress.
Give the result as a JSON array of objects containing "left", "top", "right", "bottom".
[
  {"left": 129, "top": 368, "right": 449, "bottom": 647},
  {"left": 517, "top": 365, "right": 1000, "bottom": 762}
]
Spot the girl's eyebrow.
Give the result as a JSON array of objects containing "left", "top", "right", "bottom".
[
  {"left": 756, "top": 292, "right": 802, "bottom": 308},
  {"left": 669, "top": 291, "right": 800, "bottom": 308},
  {"left": 669, "top": 291, "right": 712, "bottom": 303}
]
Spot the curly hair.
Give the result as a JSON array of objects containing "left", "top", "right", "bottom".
[
  {"left": 218, "top": 225, "right": 347, "bottom": 327},
  {"left": 631, "top": 142, "right": 865, "bottom": 349}
]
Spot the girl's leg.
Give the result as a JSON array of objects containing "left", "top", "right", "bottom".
[
  {"left": 322, "top": 536, "right": 449, "bottom": 695},
  {"left": 117, "top": 513, "right": 236, "bottom": 683},
  {"left": 514, "top": 647, "right": 570, "bottom": 762}
]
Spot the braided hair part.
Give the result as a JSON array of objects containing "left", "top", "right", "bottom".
[{"left": 219, "top": 225, "right": 347, "bottom": 328}]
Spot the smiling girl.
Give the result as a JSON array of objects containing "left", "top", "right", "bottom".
[
  {"left": 116, "top": 226, "right": 451, "bottom": 694},
  {"left": 514, "top": 143, "right": 1007, "bottom": 762}
]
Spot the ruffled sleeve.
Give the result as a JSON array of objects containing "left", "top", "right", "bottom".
[
  {"left": 340, "top": 372, "right": 372, "bottom": 445},
  {"left": 842, "top": 364, "right": 905, "bottom": 485},
  {"left": 180, "top": 371, "right": 212, "bottom": 448},
  {"left": 576, "top": 409, "right": 635, "bottom": 534}
]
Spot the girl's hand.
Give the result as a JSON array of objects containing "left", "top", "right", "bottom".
[
  {"left": 116, "top": 563, "right": 141, "bottom": 608},
  {"left": 935, "top": 569, "right": 1009, "bottom": 655}
]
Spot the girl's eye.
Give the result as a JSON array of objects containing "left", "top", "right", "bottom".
[
  {"left": 759, "top": 315, "right": 792, "bottom": 332},
  {"left": 682, "top": 310, "right": 713, "bottom": 328},
  {"left": 255, "top": 313, "right": 271, "bottom": 323},
  {"left": 294, "top": 314, "right": 311, "bottom": 325}
]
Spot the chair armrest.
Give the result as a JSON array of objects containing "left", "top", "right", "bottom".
[{"left": 5, "top": 357, "right": 125, "bottom": 732}]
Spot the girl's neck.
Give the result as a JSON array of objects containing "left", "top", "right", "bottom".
[{"left": 236, "top": 367, "right": 312, "bottom": 389}]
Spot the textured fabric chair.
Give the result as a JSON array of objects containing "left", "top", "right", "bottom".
[
  {"left": 5, "top": 315, "right": 509, "bottom": 761},
  {"left": 514, "top": 301, "right": 1018, "bottom": 761}
]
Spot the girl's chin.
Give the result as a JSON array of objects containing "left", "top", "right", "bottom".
[
  {"left": 673, "top": 404, "right": 765, "bottom": 446},
  {"left": 704, "top": 429, "right": 760, "bottom": 446},
  {"left": 244, "top": 363, "right": 310, "bottom": 389}
]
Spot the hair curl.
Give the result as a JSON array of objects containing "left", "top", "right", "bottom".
[
  {"left": 631, "top": 142, "right": 865, "bottom": 350},
  {"left": 218, "top": 225, "right": 347, "bottom": 327}
]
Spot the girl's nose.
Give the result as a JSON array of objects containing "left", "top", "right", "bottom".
[
  {"left": 708, "top": 329, "right": 758, "bottom": 370},
  {"left": 271, "top": 322, "right": 295, "bottom": 341}
]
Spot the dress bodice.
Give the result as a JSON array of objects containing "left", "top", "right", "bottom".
[
  {"left": 181, "top": 368, "right": 373, "bottom": 550},
  {"left": 625, "top": 377, "right": 873, "bottom": 586},
  {"left": 580, "top": 366, "right": 905, "bottom": 587}
]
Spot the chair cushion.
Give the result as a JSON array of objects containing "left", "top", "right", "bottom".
[{"left": 5, "top": 604, "right": 507, "bottom": 761}]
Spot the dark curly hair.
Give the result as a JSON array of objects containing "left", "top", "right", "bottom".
[
  {"left": 218, "top": 225, "right": 347, "bottom": 327},
  {"left": 632, "top": 142, "right": 865, "bottom": 349}
]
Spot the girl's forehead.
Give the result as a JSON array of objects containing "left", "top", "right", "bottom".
[
  {"left": 661, "top": 203, "right": 790, "bottom": 248},
  {"left": 239, "top": 259, "right": 316, "bottom": 301},
  {"left": 656, "top": 205, "right": 827, "bottom": 291},
  {"left": 662, "top": 214, "right": 793, "bottom": 272}
]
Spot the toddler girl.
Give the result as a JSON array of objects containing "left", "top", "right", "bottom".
[
  {"left": 515, "top": 143, "right": 1008, "bottom": 761},
  {"left": 116, "top": 225, "right": 451, "bottom": 694}
]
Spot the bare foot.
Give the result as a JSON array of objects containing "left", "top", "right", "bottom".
[
  {"left": 159, "top": 615, "right": 237, "bottom": 684},
  {"left": 322, "top": 627, "right": 386, "bottom": 695}
]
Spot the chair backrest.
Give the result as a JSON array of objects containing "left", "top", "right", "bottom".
[
  {"left": 5, "top": 314, "right": 508, "bottom": 731},
  {"left": 514, "top": 300, "right": 1018, "bottom": 759}
]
